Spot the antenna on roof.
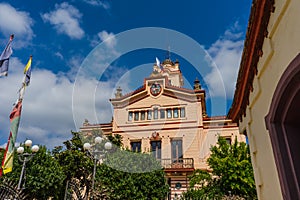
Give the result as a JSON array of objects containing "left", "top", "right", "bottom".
[{"left": 166, "top": 45, "right": 171, "bottom": 60}]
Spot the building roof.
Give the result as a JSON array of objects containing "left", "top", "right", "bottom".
[{"left": 227, "top": 0, "right": 275, "bottom": 122}]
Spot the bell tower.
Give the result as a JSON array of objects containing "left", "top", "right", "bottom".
[{"left": 150, "top": 56, "right": 184, "bottom": 87}]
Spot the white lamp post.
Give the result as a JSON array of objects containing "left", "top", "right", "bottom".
[
  {"left": 83, "top": 136, "right": 112, "bottom": 199},
  {"left": 17, "top": 139, "right": 39, "bottom": 190}
]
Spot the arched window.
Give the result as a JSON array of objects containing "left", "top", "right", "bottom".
[{"left": 265, "top": 53, "right": 300, "bottom": 199}]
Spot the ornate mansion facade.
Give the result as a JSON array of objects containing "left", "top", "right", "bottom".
[{"left": 80, "top": 57, "right": 245, "bottom": 198}]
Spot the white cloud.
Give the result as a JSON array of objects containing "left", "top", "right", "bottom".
[
  {"left": 0, "top": 3, "right": 34, "bottom": 48},
  {"left": 204, "top": 23, "right": 244, "bottom": 99},
  {"left": 83, "top": 0, "right": 110, "bottom": 9},
  {"left": 97, "top": 31, "right": 117, "bottom": 49},
  {"left": 41, "top": 2, "right": 84, "bottom": 39},
  {"left": 0, "top": 57, "right": 115, "bottom": 149},
  {"left": 65, "top": 54, "right": 85, "bottom": 80},
  {"left": 54, "top": 52, "right": 64, "bottom": 60},
  {"left": 0, "top": 31, "right": 125, "bottom": 149}
]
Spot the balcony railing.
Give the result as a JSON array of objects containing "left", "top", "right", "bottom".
[{"left": 160, "top": 158, "right": 194, "bottom": 169}]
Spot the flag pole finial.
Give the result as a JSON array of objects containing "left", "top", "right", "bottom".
[{"left": 10, "top": 34, "right": 14, "bottom": 40}]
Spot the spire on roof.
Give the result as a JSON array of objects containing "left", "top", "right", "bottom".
[
  {"left": 115, "top": 86, "right": 123, "bottom": 98},
  {"left": 166, "top": 45, "right": 171, "bottom": 60},
  {"left": 162, "top": 46, "right": 175, "bottom": 65},
  {"left": 193, "top": 77, "right": 202, "bottom": 90}
]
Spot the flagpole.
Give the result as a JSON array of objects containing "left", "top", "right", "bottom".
[
  {"left": 19, "top": 55, "right": 32, "bottom": 100},
  {"left": 0, "top": 54, "right": 32, "bottom": 176}
]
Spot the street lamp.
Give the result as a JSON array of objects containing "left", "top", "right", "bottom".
[
  {"left": 17, "top": 139, "right": 39, "bottom": 190},
  {"left": 83, "top": 136, "right": 112, "bottom": 199}
]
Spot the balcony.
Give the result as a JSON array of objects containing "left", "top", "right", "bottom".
[{"left": 160, "top": 158, "right": 194, "bottom": 171}]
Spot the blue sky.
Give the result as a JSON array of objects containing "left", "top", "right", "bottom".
[{"left": 0, "top": 0, "right": 251, "bottom": 149}]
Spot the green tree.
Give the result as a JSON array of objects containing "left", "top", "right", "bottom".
[
  {"left": 182, "top": 137, "right": 257, "bottom": 200},
  {"left": 53, "top": 131, "right": 94, "bottom": 199},
  {"left": 53, "top": 131, "right": 92, "bottom": 180},
  {"left": 58, "top": 131, "right": 168, "bottom": 199},
  {"left": 0, "top": 145, "right": 66, "bottom": 200},
  {"left": 54, "top": 131, "right": 126, "bottom": 199},
  {"left": 0, "top": 131, "right": 168, "bottom": 199},
  {"left": 96, "top": 150, "right": 169, "bottom": 199}
]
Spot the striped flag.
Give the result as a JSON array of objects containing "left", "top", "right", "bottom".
[
  {"left": 1, "top": 100, "right": 23, "bottom": 175},
  {"left": 23, "top": 56, "right": 32, "bottom": 86},
  {"left": 0, "top": 35, "right": 14, "bottom": 77}
]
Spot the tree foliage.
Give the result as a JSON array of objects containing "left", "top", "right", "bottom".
[
  {"left": 53, "top": 131, "right": 93, "bottom": 181},
  {"left": 59, "top": 131, "right": 168, "bottom": 199},
  {"left": 0, "top": 131, "right": 169, "bottom": 199},
  {"left": 182, "top": 137, "right": 257, "bottom": 200},
  {"left": 0, "top": 145, "right": 66, "bottom": 200},
  {"left": 97, "top": 150, "right": 169, "bottom": 199}
]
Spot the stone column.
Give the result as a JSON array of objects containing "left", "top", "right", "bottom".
[
  {"left": 142, "top": 137, "right": 150, "bottom": 153},
  {"left": 161, "top": 136, "right": 171, "bottom": 159}
]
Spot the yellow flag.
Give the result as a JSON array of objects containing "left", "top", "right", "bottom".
[{"left": 23, "top": 56, "right": 32, "bottom": 74}]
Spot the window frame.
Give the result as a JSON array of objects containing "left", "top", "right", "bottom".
[
  {"left": 167, "top": 108, "right": 172, "bottom": 118},
  {"left": 131, "top": 141, "right": 142, "bottom": 152},
  {"left": 140, "top": 110, "right": 145, "bottom": 120},
  {"left": 150, "top": 140, "right": 161, "bottom": 159},
  {"left": 147, "top": 110, "right": 152, "bottom": 120},
  {"left": 171, "top": 139, "right": 183, "bottom": 161},
  {"left": 128, "top": 111, "right": 133, "bottom": 121},
  {"left": 153, "top": 108, "right": 158, "bottom": 119},
  {"left": 173, "top": 108, "right": 179, "bottom": 118},
  {"left": 160, "top": 109, "right": 165, "bottom": 119},
  {"left": 134, "top": 111, "right": 139, "bottom": 121},
  {"left": 180, "top": 107, "right": 185, "bottom": 118}
]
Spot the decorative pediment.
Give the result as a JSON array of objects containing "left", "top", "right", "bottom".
[
  {"left": 110, "top": 57, "right": 206, "bottom": 115},
  {"left": 110, "top": 82, "right": 204, "bottom": 110}
]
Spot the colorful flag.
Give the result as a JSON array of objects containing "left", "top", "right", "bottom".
[
  {"left": 1, "top": 100, "right": 23, "bottom": 175},
  {"left": 0, "top": 35, "right": 14, "bottom": 77},
  {"left": 23, "top": 56, "right": 32, "bottom": 86}
]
